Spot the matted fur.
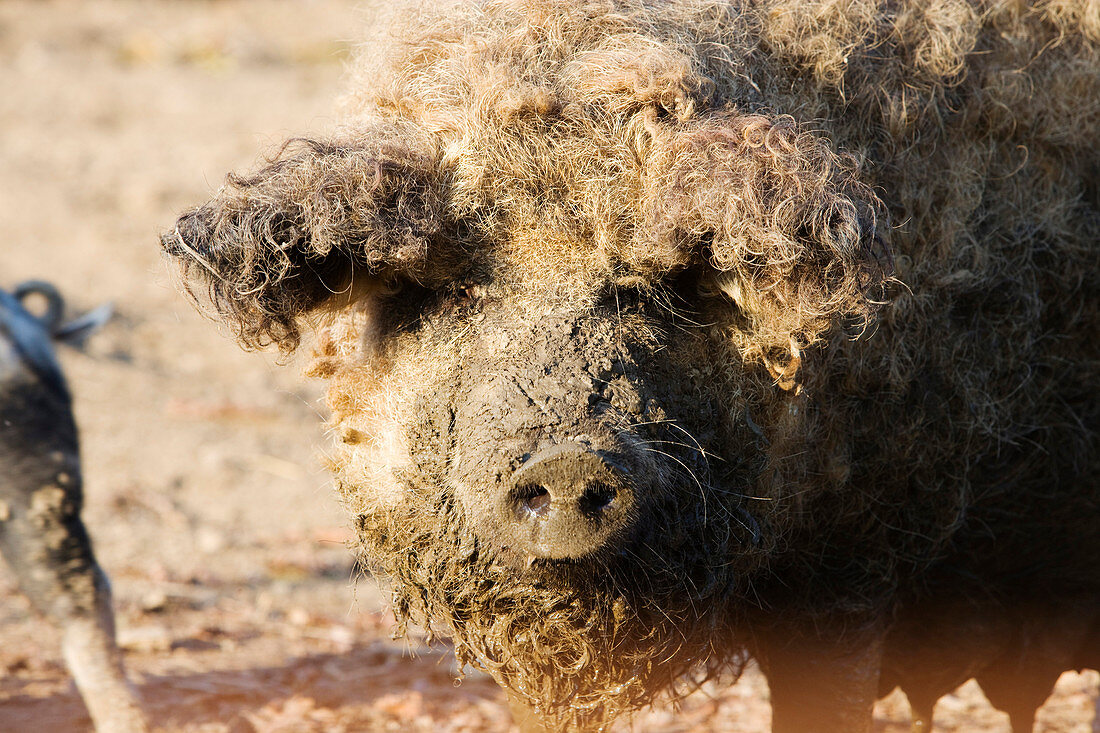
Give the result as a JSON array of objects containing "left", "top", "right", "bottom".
[{"left": 164, "top": 0, "right": 1099, "bottom": 729}]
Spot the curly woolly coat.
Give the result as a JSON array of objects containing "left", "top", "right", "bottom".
[{"left": 164, "top": 0, "right": 1099, "bottom": 729}]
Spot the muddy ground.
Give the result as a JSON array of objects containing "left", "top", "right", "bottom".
[{"left": 0, "top": 2, "right": 1096, "bottom": 731}]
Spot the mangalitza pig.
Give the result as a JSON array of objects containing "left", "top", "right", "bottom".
[
  {"left": 162, "top": 0, "right": 1099, "bottom": 731},
  {"left": 0, "top": 282, "right": 145, "bottom": 732}
]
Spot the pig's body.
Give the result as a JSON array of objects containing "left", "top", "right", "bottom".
[
  {"left": 0, "top": 283, "right": 145, "bottom": 732},
  {"left": 164, "top": 1, "right": 1099, "bottom": 730}
]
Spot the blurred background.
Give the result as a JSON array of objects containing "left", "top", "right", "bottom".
[{"left": 0, "top": 2, "right": 1094, "bottom": 731}]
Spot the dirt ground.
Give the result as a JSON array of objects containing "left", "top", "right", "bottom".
[{"left": 0, "top": 2, "right": 1096, "bottom": 731}]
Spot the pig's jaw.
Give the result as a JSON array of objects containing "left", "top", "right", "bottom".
[{"left": 348, "top": 454, "right": 758, "bottom": 731}]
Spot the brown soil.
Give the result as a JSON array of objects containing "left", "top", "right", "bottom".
[{"left": 0, "top": 2, "right": 1095, "bottom": 731}]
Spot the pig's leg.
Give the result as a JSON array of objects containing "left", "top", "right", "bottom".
[
  {"left": 976, "top": 603, "right": 1093, "bottom": 733},
  {"left": 903, "top": 687, "right": 937, "bottom": 732},
  {"left": 61, "top": 575, "right": 149, "bottom": 733},
  {"left": 757, "top": 623, "right": 884, "bottom": 733},
  {"left": 0, "top": 477, "right": 147, "bottom": 733},
  {"left": 977, "top": 663, "right": 1058, "bottom": 733}
]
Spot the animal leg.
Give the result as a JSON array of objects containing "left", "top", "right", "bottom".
[
  {"left": 61, "top": 571, "right": 148, "bottom": 733},
  {"left": 978, "top": 659, "right": 1066, "bottom": 733},
  {"left": 0, "top": 480, "right": 147, "bottom": 733},
  {"left": 758, "top": 623, "right": 884, "bottom": 733},
  {"left": 976, "top": 602, "right": 1094, "bottom": 733},
  {"left": 905, "top": 690, "right": 936, "bottom": 732},
  {"left": 978, "top": 671, "right": 1050, "bottom": 733}
]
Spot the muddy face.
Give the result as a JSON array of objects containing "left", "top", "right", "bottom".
[
  {"left": 317, "top": 272, "right": 769, "bottom": 724},
  {"left": 331, "top": 277, "right": 759, "bottom": 559}
]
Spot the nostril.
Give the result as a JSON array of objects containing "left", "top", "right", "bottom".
[
  {"left": 514, "top": 484, "right": 551, "bottom": 518},
  {"left": 579, "top": 482, "right": 616, "bottom": 514}
]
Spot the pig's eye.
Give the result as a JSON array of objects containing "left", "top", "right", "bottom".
[
  {"left": 380, "top": 280, "right": 485, "bottom": 336},
  {"left": 444, "top": 282, "right": 486, "bottom": 310},
  {"left": 606, "top": 270, "right": 702, "bottom": 317}
]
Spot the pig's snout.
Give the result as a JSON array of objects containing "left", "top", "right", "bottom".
[{"left": 503, "top": 443, "right": 636, "bottom": 559}]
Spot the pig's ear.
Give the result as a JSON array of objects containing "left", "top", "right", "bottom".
[
  {"left": 162, "top": 134, "right": 447, "bottom": 351},
  {"left": 644, "top": 113, "right": 891, "bottom": 386}
]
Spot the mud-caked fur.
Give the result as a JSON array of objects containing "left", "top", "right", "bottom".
[{"left": 163, "top": 1, "right": 1099, "bottom": 730}]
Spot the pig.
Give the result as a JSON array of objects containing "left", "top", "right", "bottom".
[
  {"left": 161, "top": 0, "right": 1099, "bottom": 730},
  {"left": 0, "top": 281, "right": 145, "bottom": 732}
]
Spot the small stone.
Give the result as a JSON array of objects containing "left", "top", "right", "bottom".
[
  {"left": 140, "top": 589, "right": 168, "bottom": 613},
  {"left": 117, "top": 625, "right": 172, "bottom": 653},
  {"left": 288, "top": 607, "right": 311, "bottom": 627},
  {"left": 196, "top": 526, "right": 227, "bottom": 553},
  {"left": 328, "top": 625, "right": 354, "bottom": 651}
]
